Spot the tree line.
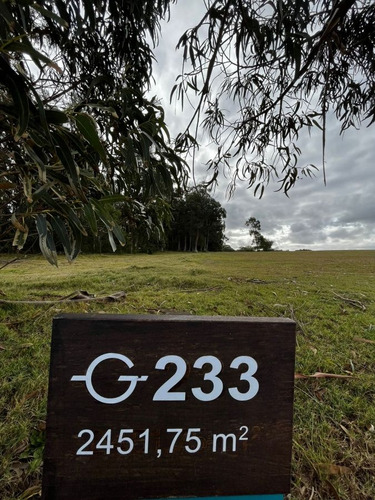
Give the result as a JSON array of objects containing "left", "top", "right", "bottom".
[
  {"left": 84, "top": 187, "right": 227, "bottom": 253},
  {"left": 0, "top": 186, "right": 227, "bottom": 254},
  {"left": 2, "top": 184, "right": 277, "bottom": 254}
]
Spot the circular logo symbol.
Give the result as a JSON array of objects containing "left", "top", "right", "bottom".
[{"left": 71, "top": 353, "right": 148, "bottom": 404}]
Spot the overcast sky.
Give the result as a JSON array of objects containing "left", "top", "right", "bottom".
[{"left": 149, "top": 1, "right": 375, "bottom": 251}]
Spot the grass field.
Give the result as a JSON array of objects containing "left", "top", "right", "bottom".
[{"left": 0, "top": 250, "right": 374, "bottom": 500}]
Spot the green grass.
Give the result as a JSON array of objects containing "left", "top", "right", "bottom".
[{"left": 1, "top": 251, "right": 374, "bottom": 499}]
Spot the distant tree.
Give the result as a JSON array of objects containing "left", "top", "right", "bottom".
[
  {"left": 173, "top": 0, "right": 375, "bottom": 195},
  {"left": 238, "top": 246, "right": 255, "bottom": 252},
  {"left": 222, "top": 243, "right": 235, "bottom": 252},
  {"left": 245, "top": 217, "right": 274, "bottom": 251},
  {"left": 168, "top": 187, "right": 226, "bottom": 252}
]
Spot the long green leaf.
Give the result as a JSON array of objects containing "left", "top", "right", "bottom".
[
  {"left": 5, "top": 74, "right": 30, "bottom": 140},
  {"left": 139, "top": 133, "right": 151, "bottom": 162},
  {"left": 52, "top": 131, "right": 80, "bottom": 185},
  {"left": 112, "top": 224, "right": 126, "bottom": 246},
  {"left": 3, "top": 41, "right": 61, "bottom": 72},
  {"left": 66, "top": 206, "right": 88, "bottom": 236},
  {"left": 58, "top": 127, "right": 89, "bottom": 160},
  {"left": 140, "top": 120, "right": 157, "bottom": 137},
  {"left": 35, "top": 214, "right": 58, "bottom": 266},
  {"left": 69, "top": 226, "right": 82, "bottom": 261},
  {"left": 23, "top": 143, "right": 47, "bottom": 182},
  {"left": 32, "top": 182, "right": 54, "bottom": 201},
  {"left": 83, "top": 203, "right": 98, "bottom": 236},
  {"left": 73, "top": 112, "right": 107, "bottom": 162},
  {"left": 29, "top": 85, "right": 53, "bottom": 143},
  {"left": 121, "top": 136, "right": 137, "bottom": 169},
  {"left": 31, "top": 4, "right": 69, "bottom": 28},
  {"left": 46, "top": 228, "right": 58, "bottom": 264},
  {"left": 0, "top": 2, "right": 16, "bottom": 27},
  {"left": 107, "top": 229, "right": 117, "bottom": 252},
  {"left": 50, "top": 215, "right": 73, "bottom": 261},
  {"left": 90, "top": 198, "right": 125, "bottom": 248},
  {"left": 22, "top": 175, "right": 33, "bottom": 203}
]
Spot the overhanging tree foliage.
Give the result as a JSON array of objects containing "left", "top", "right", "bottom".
[
  {"left": 173, "top": 0, "right": 375, "bottom": 196},
  {"left": 0, "top": 0, "right": 187, "bottom": 264}
]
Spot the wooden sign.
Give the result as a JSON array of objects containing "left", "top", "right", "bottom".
[{"left": 42, "top": 314, "right": 296, "bottom": 500}]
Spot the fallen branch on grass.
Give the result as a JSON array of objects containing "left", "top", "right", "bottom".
[
  {"left": 0, "top": 290, "right": 126, "bottom": 305},
  {"left": 295, "top": 372, "right": 353, "bottom": 380},
  {"left": 179, "top": 287, "right": 221, "bottom": 293},
  {"left": 333, "top": 292, "right": 366, "bottom": 311},
  {"left": 227, "top": 276, "right": 275, "bottom": 284},
  {"left": 354, "top": 336, "right": 375, "bottom": 345},
  {"left": 0, "top": 257, "right": 20, "bottom": 270}
]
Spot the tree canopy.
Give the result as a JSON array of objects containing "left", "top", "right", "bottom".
[
  {"left": 0, "top": 0, "right": 187, "bottom": 264},
  {"left": 168, "top": 187, "right": 226, "bottom": 252},
  {"left": 174, "top": 0, "right": 375, "bottom": 196}
]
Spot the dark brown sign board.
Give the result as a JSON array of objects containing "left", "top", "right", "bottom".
[{"left": 42, "top": 314, "right": 296, "bottom": 500}]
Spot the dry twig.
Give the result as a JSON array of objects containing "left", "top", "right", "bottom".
[
  {"left": 0, "top": 257, "right": 19, "bottom": 270},
  {"left": 0, "top": 290, "right": 126, "bottom": 305},
  {"left": 333, "top": 292, "right": 366, "bottom": 311}
]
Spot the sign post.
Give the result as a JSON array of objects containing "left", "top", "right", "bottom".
[{"left": 42, "top": 314, "right": 295, "bottom": 500}]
